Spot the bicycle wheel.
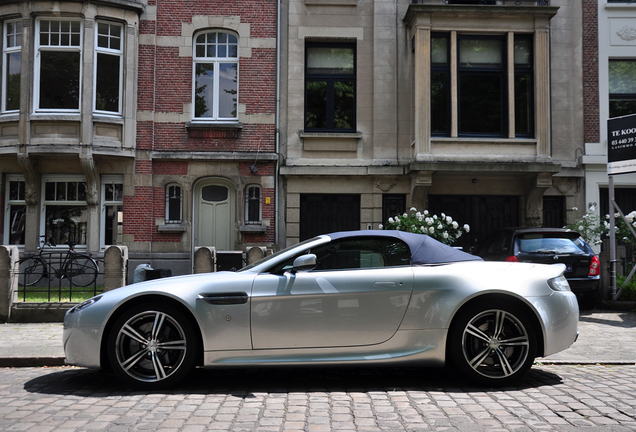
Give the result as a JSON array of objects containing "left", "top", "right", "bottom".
[
  {"left": 65, "top": 255, "right": 98, "bottom": 287},
  {"left": 18, "top": 257, "right": 46, "bottom": 287}
]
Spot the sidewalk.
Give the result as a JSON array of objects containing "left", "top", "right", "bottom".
[{"left": 0, "top": 310, "right": 634, "bottom": 367}]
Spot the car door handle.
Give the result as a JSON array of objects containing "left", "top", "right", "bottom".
[
  {"left": 374, "top": 281, "right": 397, "bottom": 287},
  {"left": 197, "top": 292, "right": 249, "bottom": 305}
]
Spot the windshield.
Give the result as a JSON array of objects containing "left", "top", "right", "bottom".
[{"left": 237, "top": 236, "right": 327, "bottom": 273}]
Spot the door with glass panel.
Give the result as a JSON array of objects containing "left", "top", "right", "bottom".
[{"left": 194, "top": 179, "right": 235, "bottom": 250}]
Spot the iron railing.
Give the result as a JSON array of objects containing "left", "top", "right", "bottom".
[{"left": 15, "top": 251, "right": 103, "bottom": 302}]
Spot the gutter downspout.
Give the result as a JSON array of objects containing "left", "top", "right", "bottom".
[{"left": 275, "top": 0, "right": 281, "bottom": 247}]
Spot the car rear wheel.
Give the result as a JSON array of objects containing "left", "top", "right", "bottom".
[
  {"left": 449, "top": 301, "right": 537, "bottom": 386},
  {"left": 107, "top": 302, "right": 198, "bottom": 389}
]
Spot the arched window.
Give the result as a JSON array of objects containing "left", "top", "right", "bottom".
[
  {"left": 193, "top": 30, "right": 239, "bottom": 121},
  {"left": 165, "top": 184, "right": 182, "bottom": 224},
  {"left": 245, "top": 185, "right": 261, "bottom": 225}
]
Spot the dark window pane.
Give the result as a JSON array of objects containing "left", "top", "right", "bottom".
[
  {"left": 167, "top": 186, "right": 182, "bottom": 222},
  {"left": 56, "top": 182, "right": 66, "bottom": 201},
  {"left": 515, "top": 73, "right": 532, "bottom": 136},
  {"left": 96, "top": 53, "right": 120, "bottom": 112},
  {"left": 9, "top": 204, "right": 25, "bottom": 245},
  {"left": 305, "top": 81, "right": 327, "bottom": 129},
  {"left": 194, "top": 63, "right": 214, "bottom": 118},
  {"left": 45, "top": 182, "right": 55, "bottom": 201},
  {"left": 333, "top": 80, "right": 354, "bottom": 130},
  {"left": 78, "top": 182, "right": 86, "bottom": 201},
  {"left": 45, "top": 205, "right": 88, "bottom": 245},
  {"left": 39, "top": 51, "right": 80, "bottom": 109},
  {"left": 105, "top": 184, "right": 114, "bottom": 201},
  {"left": 431, "top": 72, "right": 450, "bottom": 134},
  {"left": 9, "top": 181, "right": 24, "bottom": 201},
  {"left": 246, "top": 186, "right": 260, "bottom": 223},
  {"left": 202, "top": 185, "right": 228, "bottom": 202},
  {"left": 459, "top": 73, "right": 503, "bottom": 135},
  {"left": 67, "top": 182, "right": 77, "bottom": 201},
  {"left": 105, "top": 204, "right": 123, "bottom": 245},
  {"left": 5, "top": 52, "right": 21, "bottom": 111},
  {"left": 610, "top": 99, "right": 636, "bottom": 118}
]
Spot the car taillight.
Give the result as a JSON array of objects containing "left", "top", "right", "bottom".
[
  {"left": 589, "top": 255, "right": 600, "bottom": 276},
  {"left": 506, "top": 256, "right": 518, "bottom": 262}
]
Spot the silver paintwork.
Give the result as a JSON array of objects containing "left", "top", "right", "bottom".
[{"left": 63, "top": 233, "right": 579, "bottom": 384}]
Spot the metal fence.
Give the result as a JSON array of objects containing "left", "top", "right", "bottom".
[{"left": 15, "top": 251, "right": 103, "bottom": 302}]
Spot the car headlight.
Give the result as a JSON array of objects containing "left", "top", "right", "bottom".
[
  {"left": 548, "top": 275, "right": 571, "bottom": 292},
  {"left": 68, "top": 295, "right": 103, "bottom": 313}
]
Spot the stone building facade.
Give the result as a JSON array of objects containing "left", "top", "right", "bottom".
[
  {"left": 0, "top": 0, "right": 278, "bottom": 276},
  {"left": 280, "top": 0, "right": 586, "bottom": 252}
]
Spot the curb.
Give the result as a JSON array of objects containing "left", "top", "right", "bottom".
[{"left": 0, "top": 357, "right": 66, "bottom": 367}]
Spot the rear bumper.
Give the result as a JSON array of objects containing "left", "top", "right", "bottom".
[{"left": 567, "top": 276, "right": 600, "bottom": 295}]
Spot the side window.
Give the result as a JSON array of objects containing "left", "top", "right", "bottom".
[
  {"left": 94, "top": 21, "right": 123, "bottom": 115},
  {"left": 193, "top": 30, "right": 239, "bottom": 121},
  {"left": 35, "top": 19, "right": 82, "bottom": 112},
  {"left": 4, "top": 176, "right": 26, "bottom": 245},
  {"left": 245, "top": 185, "right": 261, "bottom": 225},
  {"left": 311, "top": 237, "right": 410, "bottom": 271},
  {"left": 165, "top": 184, "right": 182, "bottom": 224},
  {"left": 2, "top": 20, "right": 21, "bottom": 113},
  {"left": 102, "top": 178, "right": 123, "bottom": 247}
]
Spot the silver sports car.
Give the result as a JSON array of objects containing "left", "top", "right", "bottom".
[{"left": 63, "top": 230, "right": 579, "bottom": 389}]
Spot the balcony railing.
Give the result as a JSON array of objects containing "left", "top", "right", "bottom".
[{"left": 411, "top": 0, "right": 550, "bottom": 5}]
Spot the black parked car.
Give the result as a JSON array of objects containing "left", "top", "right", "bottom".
[{"left": 479, "top": 228, "right": 600, "bottom": 309}]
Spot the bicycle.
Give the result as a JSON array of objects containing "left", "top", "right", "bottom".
[{"left": 18, "top": 237, "right": 98, "bottom": 287}]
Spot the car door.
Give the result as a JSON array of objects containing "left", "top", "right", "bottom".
[{"left": 250, "top": 236, "right": 414, "bottom": 349}]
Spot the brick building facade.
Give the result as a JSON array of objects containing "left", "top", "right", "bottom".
[{"left": 0, "top": 0, "right": 278, "bottom": 276}]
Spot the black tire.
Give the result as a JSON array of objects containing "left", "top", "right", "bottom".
[
  {"left": 17, "top": 257, "right": 46, "bottom": 287},
  {"left": 107, "top": 302, "right": 198, "bottom": 389},
  {"left": 65, "top": 255, "right": 98, "bottom": 287},
  {"left": 448, "top": 300, "right": 537, "bottom": 386}
]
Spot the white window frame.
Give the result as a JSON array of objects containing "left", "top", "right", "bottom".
[
  {"left": 34, "top": 18, "right": 83, "bottom": 114},
  {"left": 40, "top": 175, "right": 88, "bottom": 248},
  {"left": 165, "top": 184, "right": 183, "bottom": 224},
  {"left": 100, "top": 175, "right": 124, "bottom": 249},
  {"left": 94, "top": 21, "right": 123, "bottom": 116},
  {"left": 2, "top": 19, "right": 21, "bottom": 113},
  {"left": 4, "top": 174, "right": 26, "bottom": 246},
  {"left": 192, "top": 30, "right": 239, "bottom": 122}
]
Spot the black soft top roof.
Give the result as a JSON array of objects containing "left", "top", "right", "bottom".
[{"left": 327, "top": 230, "right": 482, "bottom": 264}]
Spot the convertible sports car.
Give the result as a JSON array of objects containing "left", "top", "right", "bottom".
[{"left": 63, "top": 230, "right": 579, "bottom": 389}]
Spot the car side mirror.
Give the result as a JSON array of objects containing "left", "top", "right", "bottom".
[{"left": 291, "top": 254, "right": 317, "bottom": 273}]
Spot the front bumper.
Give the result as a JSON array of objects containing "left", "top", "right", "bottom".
[{"left": 63, "top": 310, "right": 103, "bottom": 369}]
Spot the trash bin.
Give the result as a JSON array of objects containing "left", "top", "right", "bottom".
[{"left": 133, "top": 263, "right": 153, "bottom": 283}]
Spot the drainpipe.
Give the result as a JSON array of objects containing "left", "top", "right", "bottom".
[{"left": 275, "top": 0, "right": 281, "bottom": 247}]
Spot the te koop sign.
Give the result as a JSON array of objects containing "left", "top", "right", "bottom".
[{"left": 608, "top": 114, "right": 636, "bottom": 175}]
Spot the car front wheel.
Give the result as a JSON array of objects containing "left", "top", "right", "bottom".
[
  {"left": 107, "top": 302, "right": 198, "bottom": 389},
  {"left": 449, "top": 301, "right": 537, "bottom": 386}
]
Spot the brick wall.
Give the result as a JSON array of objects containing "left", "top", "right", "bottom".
[
  {"left": 583, "top": 0, "right": 599, "bottom": 144},
  {"left": 127, "top": 0, "right": 277, "bottom": 249}
]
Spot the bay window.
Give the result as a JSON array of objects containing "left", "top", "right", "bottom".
[
  {"left": 94, "top": 22, "right": 123, "bottom": 115},
  {"left": 35, "top": 19, "right": 82, "bottom": 112},
  {"left": 431, "top": 33, "right": 535, "bottom": 138}
]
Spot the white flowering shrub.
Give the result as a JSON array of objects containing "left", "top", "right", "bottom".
[
  {"left": 564, "top": 207, "right": 606, "bottom": 246},
  {"left": 381, "top": 207, "right": 469, "bottom": 245}
]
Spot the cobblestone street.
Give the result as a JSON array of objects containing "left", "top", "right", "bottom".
[{"left": 1, "top": 364, "right": 635, "bottom": 431}]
